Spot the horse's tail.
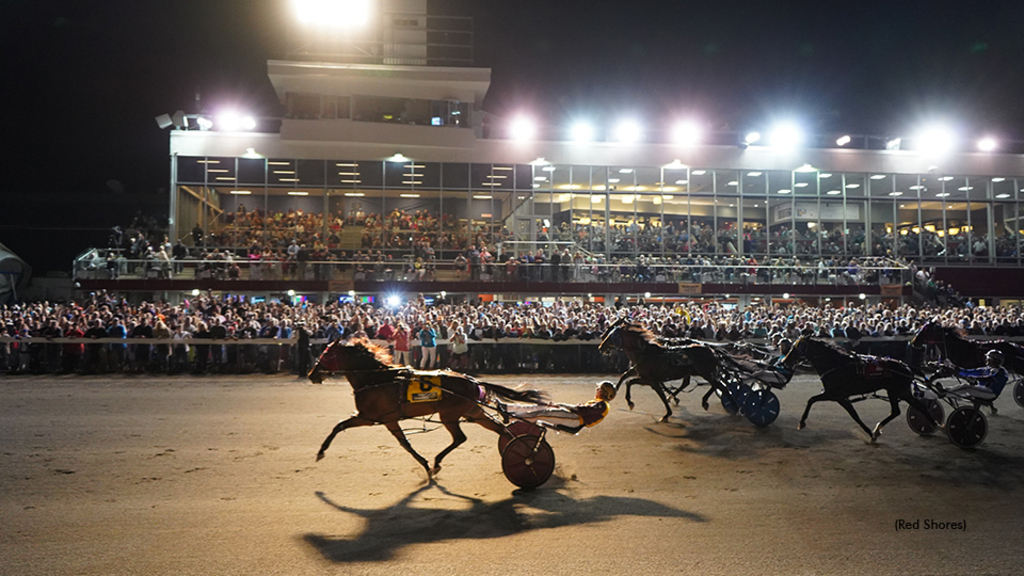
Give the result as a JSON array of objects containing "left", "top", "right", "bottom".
[{"left": 480, "top": 381, "right": 549, "bottom": 404}]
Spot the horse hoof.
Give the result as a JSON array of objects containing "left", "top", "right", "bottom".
[
  {"left": 658, "top": 416, "right": 670, "bottom": 423},
  {"left": 627, "top": 402, "right": 635, "bottom": 411},
  {"left": 701, "top": 401, "right": 710, "bottom": 411},
  {"left": 797, "top": 422, "right": 806, "bottom": 430},
  {"left": 431, "top": 465, "right": 441, "bottom": 477},
  {"left": 316, "top": 452, "right": 325, "bottom": 462}
]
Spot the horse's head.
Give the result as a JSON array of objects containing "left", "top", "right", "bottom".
[
  {"left": 307, "top": 338, "right": 392, "bottom": 383},
  {"left": 780, "top": 336, "right": 807, "bottom": 369},
  {"left": 910, "top": 321, "right": 942, "bottom": 349},
  {"left": 598, "top": 319, "right": 629, "bottom": 354}
]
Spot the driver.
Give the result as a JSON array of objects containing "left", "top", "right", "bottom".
[
  {"left": 497, "top": 381, "right": 616, "bottom": 433},
  {"left": 938, "top": 349, "right": 1009, "bottom": 409},
  {"left": 745, "top": 338, "right": 794, "bottom": 387}
]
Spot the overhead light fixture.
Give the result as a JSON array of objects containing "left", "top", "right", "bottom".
[
  {"left": 743, "top": 131, "right": 761, "bottom": 145},
  {"left": 691, "top": 170, "right": 707, "bottom": 175},
  {"left": 473, "top": 195, "right": 493, "bottom": 199},
  {"left": 889, "top": 191, "right": 903, "bottom": 196},
  {"left": 230, "top": 190, "right": 252, "bottom": 195},
  {"left": 388, "top": 153, "right": 408, "bottom": 162},
  {"left": 977, "top": 137, "right": 998, "bottom": 152},
  {"left": 747, "top": 171, "right": 762, "bottom": 177},
  {"left": 794, "top": 183, "right": 809, "bottom": 188},
  {"left": 344, "top": 192, "right": 365, "bottom": 197},
  {"left": 992, "top": 177, "right": 1005, "bottom": 182},
  {"left": 400, "top": 193, "right": 420, "bottom": 198},
  {"left": 870, "top": 174, "right": 887, "bottom": 180},
  {"left": 619, "top": 168, "right": 634, "bottom": 174},
  {"left": 826, "top": 190, "right": 842, "bottom": 195},
  {"left": 510, "top": 115, "right": 537, "bottom": 141},
  {"left": 996, "top": 193, "right": 1011, "bottom": 199},
  {"left": 845, "top": 183, "right": 861, "bottom": 189},
  {"left": 836, "top": 134, "right": 852, "bottom": 146},
  {"left": 819, "top": 173, "right": 833, "bottom": 178},
  {"left": 288, "top": 191, "right": 309, "bottom": 196},
  {"left": 777, "top": 189, "right": 792, "bottom": 194}
]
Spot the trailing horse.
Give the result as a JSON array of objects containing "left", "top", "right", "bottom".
[
  {"left": 911, "top": 321, "right": 1024, "bottom": 374},
  {"left": 598, "top": 319, "right": 729, "bottom": 421},
  {"left": 781, "top": 336, "right": 936, "bottom": 441},
  {"left": 308, "top": 337, "right": 547, "bottom": 478}
]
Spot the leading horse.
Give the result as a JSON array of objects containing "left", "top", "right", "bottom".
[
  {"left": 308, "top": 338, "right": 547, "bottom": 478},
  {"left": 598, "top": 319, "right": 729, "bottom": 421},
  {"left": 781, "top": 336, "right": 935, "bottom": 441}
]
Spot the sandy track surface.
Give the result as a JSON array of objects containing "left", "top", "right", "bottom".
[{"left": 2, "top": 373, "right": 1023, "bottom": 576}]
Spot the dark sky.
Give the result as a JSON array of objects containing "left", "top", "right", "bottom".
[
  {"left": 2, "top": 0, "right": 1024, "bottom": 271},
  {"left": 4, "top": 0, "right": 1023, "bottom": 195}
]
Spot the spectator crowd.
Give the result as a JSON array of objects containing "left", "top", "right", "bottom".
[{"left": 1, "top": 292, "right": 1019, "bottom": 376}]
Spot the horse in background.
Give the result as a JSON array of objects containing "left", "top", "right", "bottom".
[
  {"left": 781, "top": 336, "right": 935, "bottom": 441},
  {"left": 598, "top": 320, "right": 730, "bottom": 422}
]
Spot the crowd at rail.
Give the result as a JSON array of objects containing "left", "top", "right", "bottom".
[{"left": 1, "top": 293, "right": 1017, "bottom": 376}]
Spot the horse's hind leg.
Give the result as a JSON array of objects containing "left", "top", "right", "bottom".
[
  {"left": 871, "top": 395, "right": 903, "bottom": 441},
  {"left": 649, "top": 381, "right": 673, "bottom": 422},
  {"left": 836, "top": 398, "right": 875, "bottom": 439},
  {"left": 316, "top": 415, "right": 375, "bottom": 461},
  {"left": 668, "top": 373, "right": 691, "bottom": 405},
  {"left": 383, "top": 421, "right": 432, "bottom": 478},
  {"left": 431, "top": 419, "right": 468, "bottom": 477}
]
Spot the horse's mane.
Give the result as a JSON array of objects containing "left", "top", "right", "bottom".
[
  {"left": 805, "top": 336, "right": 858, "bottom": 360},
  {"left": 347, "top": 336, "right": 395, "bottom": 366},
  {"left": 624, "top": 322, "right": 662, "bottom": 347}
]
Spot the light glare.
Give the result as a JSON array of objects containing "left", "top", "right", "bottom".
[
  {"left": 615, "top": 120, "right": 642, "bottom": 143},
  {"left": 769, "top": 123, "right": 803, "bottom": 149},
  {"left": 570, "top": 122, "right": 594, "bottom": 142},
  {"left": 295, "top": 0, "right": 371, "bottom": 27},
  {"left": 510, "top": 116, "right": 537, "bottom": 141},
  {"left": 978, "top": 137, "right": 998, "bottom": 152},
  {"left": 671, "top": 121, "right": 701, "bottom": 146},
  {"left": 916, "top": 126, "right": 956, "bottom": 156}
]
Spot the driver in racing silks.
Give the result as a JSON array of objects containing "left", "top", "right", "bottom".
[
  {"left": 937, "top": 349, "right": 1009, "bottom": 413},
  {"left": 745, "top": 337, "right": 795, "bottom": 387},
  {"left": 496, "top": 381, "right": 615, "bottom": 433}
]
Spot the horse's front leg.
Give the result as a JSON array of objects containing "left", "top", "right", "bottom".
[
  {"left": 316, "top": 414, "right": 375, "bottom": 461},
  {"left": 648, "top": 381, "right": 673, "bottom": 422},
  {"left": 615, "top": 367, "right": 637, "bottom": 390},
  {"left": 668, "top": 373, "right": 691, "bottom": 405},
  {"left": 836, "top": 398, "right": 875, "bottom": 439},
  {"left": 384, "top": 421, "right": 432, "bottom": 478}
]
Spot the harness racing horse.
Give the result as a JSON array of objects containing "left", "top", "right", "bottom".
[
  {"left": 911, "top": 321, "right": 1024, "bottom": 374},
  {"left": 308, "top": 338, "right": 547, "bottom": 478},
  {"left": 598, "top": 320, "right": 729, "bottom": 422},
  {"left": 781, "top": 336, "right": 936, "bottom": 441}
]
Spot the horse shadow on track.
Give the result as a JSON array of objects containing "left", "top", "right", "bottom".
[{"left": 303, "top": 483, "right": 705, "bottom": 563}]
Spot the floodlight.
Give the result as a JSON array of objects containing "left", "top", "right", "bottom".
[
  {"left": 614, "top": 120, "right": 642, "bottom": 143},
  {"left": 858, "top": 293, "right": 867, "bottom": 300},
  {"left": 241, "top": 116, "right": 257, "bottom": 130},
  {"left": 386, "top": 294, "right": 402, "bottom": 307},
  {"left": 671, "top": 121, "right": 701, "bottom": 146},
  {"left": 916, "top": 126, "right": 956, "bottom": 156},
  {"left": 155, "top": 114, "right": 173, "bottom": 129},
  {"left": 509, "top": 116, "right": 537, "bottom": 141},
  {"left": 570, "top": 122, "right": 594, "bottom": 143},
  {"left": 191, "top": 289, "right": 201, "bottom": 297},
  {"left": 196, "top": 116, "right": 213, "bottom": 130},
  {"left": 287, "top": 289, "right": 296, "bottom": 297},
  {"left": 744, "top": 132, "right": 761, "bottom": 145},
  {"left": 836, "top": 134, "right": 851, "bottom": 146},
  {"left": 769, "top": 123, "right": 803, "bottom": 149},
  {"left": 218, "top": 112, "right": 254, "bottom": 132},
  {"left": 885, "top": 138, "right": 901, "bottom": 150},
  {"left": 977, "top": 137, "right": 998, "bottom": 152},
  {"left": 294, "top": 0, "right": 371, "bottom": 27}
]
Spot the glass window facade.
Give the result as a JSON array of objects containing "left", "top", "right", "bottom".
[{"left": 174, "top": 156, "right": 1020, "bottom": 266}]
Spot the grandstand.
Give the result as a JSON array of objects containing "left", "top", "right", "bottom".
[{"left": 74, "top": 1, "right": 1022, "bottom": 306}]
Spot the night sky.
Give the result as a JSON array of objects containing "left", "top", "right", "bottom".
[{"left": 3, "top": 0, "right": 1024, "bottom": 270}]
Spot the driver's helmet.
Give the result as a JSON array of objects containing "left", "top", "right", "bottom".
[
  {"left": 598, "top": 381, "right": 617, "bottom": 401},
  {"left": 986, "top": 349, "right": 1004, "bottom": 366}
]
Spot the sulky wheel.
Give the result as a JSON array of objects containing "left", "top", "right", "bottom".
[
  {"left": 906, "top": 398, "right": 945, "bottom": 436},
  {"left": 1013, "top": 379, "right": 1024, "bottom": 409},
  {"left": 945, "top": 406, "right": 988, "bottom": 449},
  {"left": 501, "top": 434, "right": 555, "bottom": 490},
  {"left": 742, "top": 389, "right": 781, "bottom": 427},
  {"left": 497, "top": 420, "right": 544, "bottom": 454},
  {"left": 719, "top": 382, "right": 752, "bottom": 415}
]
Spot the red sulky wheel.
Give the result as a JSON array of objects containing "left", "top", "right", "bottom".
[
  {"left": 501, "top": 434, "right": 555, "bottom": 490},
  {"left": 497, "top": 420, "right": 544, "bottom": 454}
]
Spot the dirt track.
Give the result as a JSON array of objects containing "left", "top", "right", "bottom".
[{"left": 2, "top": 373, "right": 1023, "bottom": 576}]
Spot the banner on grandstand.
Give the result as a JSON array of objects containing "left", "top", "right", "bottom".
[
  {"left": 879, "top": 284, "right": 904, "bottom": 296},
  {"left": 773, "top": 202, "right": 860, "bottom": 223},
  {"left": 677, "top": 283, "right": 702, "bottom": 294},
  {"left": 328, "top": 280, "right": 354, "bottom": 293}
]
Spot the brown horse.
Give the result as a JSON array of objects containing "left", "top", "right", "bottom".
[
  {"left": 598, "top": 320, "right": 729, "bottom": 421},
  {"left": 911, "top": 320, "right": 1024, "bottom": 375},
  {"left": 308, "top": 338, "right": 547, "bottom": 478}
]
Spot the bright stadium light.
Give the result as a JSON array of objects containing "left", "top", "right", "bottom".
[
  {"left": 977, "top": 137, "right": 998, "bottom": 152},
  {"left": 836, "top": 134, "right": 852, "bottom": 146},
  {"left": 744, "top": 131, "right": 761, "bottom": 145},
  {"left": 671, "top": 121, "right": 701, "bottom": 146},
  {"left": 294, "top": 0, "right": 372, "bottom": 27},
  {"left": 386, "top": 294, "right": 403, "bottom": 308},
  {"left": 509, "top": 115, "right": 537, "bottom": 141},
  {"left": 570, "top": 122, "right": 595, "bottom": 143},
  {"left": 614, "top": 120, "right": 642, "bottom": 143},
  {"left": 769, "top": 122, "right": 803, "bottom": 150},
  {"left": 217, "top": 111, "right": 256, "bottom": 132},
  {"left": 916, "top": 126, "right": 956, "bottom": 156}
]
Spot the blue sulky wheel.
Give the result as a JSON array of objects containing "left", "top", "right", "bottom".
[
  {"left": 906, "top": 398, "right": 945, "bottom": 436},
  {"left": 945, "top": 406, "right": 988, "bottom": 449},
  {"left": 1013, "top": 379, "right": 1024, "bottom": 409},
  {"left": 501, "top": 434, "right": 555, "bottom": 490},
  {"left": 719, "top": 382, "right": 751, "bottom": 415},
  {"left": 742, "top": 389, "right": 780, "bottom": 427}
]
